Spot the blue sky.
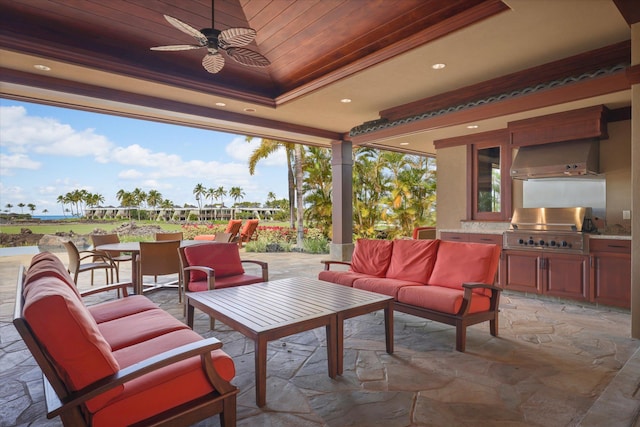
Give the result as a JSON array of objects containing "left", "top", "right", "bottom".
[{"left": 0, "top": 99, "right": 288, "bottom": 215}]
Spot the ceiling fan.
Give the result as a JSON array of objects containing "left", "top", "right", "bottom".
[{"left": 150, "top": 5, "right": 270, "bottom": 74}]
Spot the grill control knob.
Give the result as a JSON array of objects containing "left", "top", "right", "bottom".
[
  {"left": 549, "top": 240, "right": 556, "bottom": 247},
  {"left": 528, "top": 239, "right": 534, "bottom": 245},
  {"left": 561, "top": 241, "right": 568, "bottom": 247},
  {"left": 518, "top": 238, "right": 525, "bottom": 245},
  {"left": 538, "top": 239, "right": 545, "bottom": 246}
]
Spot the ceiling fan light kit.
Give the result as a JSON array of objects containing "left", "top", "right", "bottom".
[{"left": 151, "top": 10, "right": 270, "bottom": 74}]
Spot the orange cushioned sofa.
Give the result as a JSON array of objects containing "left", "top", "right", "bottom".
[
  {"left": 319, "top": 238, "right": 501, "bottom": 352},
  {"left": 13, "top": 252, "right": 238, "bottom": 427}
]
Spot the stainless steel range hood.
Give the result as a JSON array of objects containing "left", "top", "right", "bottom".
[{"left": 510, "top": 139, "right": 600, "bottom": 180}]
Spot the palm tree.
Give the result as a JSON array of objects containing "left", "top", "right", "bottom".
[
  {"left": 5, "top": 203, "right": 13, "bottom": 213},
  {"left": 147, "top": 190, "right": 163, "bottom": 209},
  {"left": 214, "top": 186, "right": 226, "bottom": 207},
  {"left": 229, "top": 186, "right": 245, "bottom": 206},
  {"left": 116, "top": 189, "right": 133, "bottom": 220},
  {"left": 17, "top": 202, "right": 25, "bottom": 214},
  {"left": 247, "top": 136, "right": 298, "bottom": 228},
  {"left": 206, "top": 187, "right": 216, "bottom": 220},
  {"left": 27, "top": 203, "right": 36, "bottom": 216},
  {"left": 303, "top": 146, "right": 332, "bottom": 237},
  {"left": 193, "top": 183, "right": 206, "bottom": 221},
  {"left": 56, "top": 195, "right": 66, "bottom": 216},
  {"left": 131, "top": 188, "right": 147, "bottom": 220},
  {"left": 42, "top": 209, "right": 49, "bottom": 214}
]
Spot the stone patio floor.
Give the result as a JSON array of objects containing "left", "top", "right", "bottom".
[{"left": 1, "top": 249, "right": 639, "bottom": 426}]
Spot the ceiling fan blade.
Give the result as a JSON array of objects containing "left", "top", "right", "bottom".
[
  {"left": 202, "top": 52, "right": 225, "bottom": 73},
  {"left": 150, "top": 44, "right": 204, "bottom": 51},
  {"left": 163, "top": 15, "right": 208, "bottom": 46},
  {"left": 226, "top": 47, "right": 271, "bottom": 67},
  {"left": 218, "top": 28, "right": 257, "bottom": 48}
]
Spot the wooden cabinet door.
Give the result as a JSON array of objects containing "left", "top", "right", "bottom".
[
  {"left": 590, "top": 239, "right": 631, "bottom": 308},
  {"left": 543, "top": 254, "right": 589, "bottom": 300},
  {"left": 503, "top": 250, "right": 541, "bottom": 293}
]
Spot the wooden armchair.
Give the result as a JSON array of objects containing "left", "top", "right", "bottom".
[
  {"left": 178, "top": 242, "right": 268, "bottom": 328},
  {"left": 13, "top": 252, "right": 238, "bottom": 426}
]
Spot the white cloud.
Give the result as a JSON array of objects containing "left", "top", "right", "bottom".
[
  {"left": 0, "top": 106, "right": 113, "bottom": 158},
  {"left": 118, "top": 169, "right": 144, "bottom": 179},
  {"left": 0, "top": 153, "right": 41, "bottom": 175}
]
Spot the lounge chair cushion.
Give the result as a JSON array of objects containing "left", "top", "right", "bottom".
[
  {"left": 88, "top": 295, "right": 159, "bottom": 323},
  {"left": 194, "top": 234, "right": 216, "bottom": 241},
  {"left": 23, "top": 276, "right": 122, "bottom": 412},
  {"left": 386, "top": 239, "right": 439, "bottom": 283},
  {"left": 353, "top": 276, "right": 423, "bottom": 299},
  {"left": 184, "top": 243, "right": 245, "bottom": 282},
  {"left": 97, "top": 308, "right": 190, "bottom": 351},
  {"left": 96, "top": 328, "right": 235, "bottom": 427},
  {"left": 350, "top": 239, "right": 393, "bottom": 277},
  {"left": 427, "top": 241, "right": 500, "bottom": 296},
  {"left": 398, "top": 285, "right": 491, "bottom": 314}
]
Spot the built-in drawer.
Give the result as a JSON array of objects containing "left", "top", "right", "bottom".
[
  {"left": 589, "top": 239, "right": 631, "bottom": 254},
  {"left": 468, "top": 234, "right": 503, "bottom": 245}
]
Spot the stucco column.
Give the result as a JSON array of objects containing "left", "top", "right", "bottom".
[
  {"left": 330, "top": 140, "right": 354, "bottom": 261},
  {"left": 631, "top": 22, "right": 639, "bottom": 338}
]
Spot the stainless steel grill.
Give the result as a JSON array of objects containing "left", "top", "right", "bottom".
[{"left": 503, "top": 207, "right": 594, "bottom": 255}]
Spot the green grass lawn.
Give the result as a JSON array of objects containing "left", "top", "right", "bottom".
[{"left": 0, "top": 220, "right": 185, "bottom": 235}]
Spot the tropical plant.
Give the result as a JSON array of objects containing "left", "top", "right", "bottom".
[
  {"left": 229, "top": 186, "right": 245, "bottom": 206},
  {"left": 302, "top": 146, "right": 332, "bottom": 237},
  {"left": 17, "top": 202, "right": 25, "bottom": 214},
  {"left": 192, "top": 183, "right": 206, "bottom": 221},
  {"left": 27, "top": 203, "right": 36, "bottom": 215}
]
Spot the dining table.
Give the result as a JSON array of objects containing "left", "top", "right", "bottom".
[{"left": 95, "top": 240, "right": 204, "bottom": 295}]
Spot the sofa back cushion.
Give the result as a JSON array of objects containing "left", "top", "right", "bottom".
[
  {"left": 24, "top": 252, "right": 80, "bottom": 297},
  {"left": 385, "top": 239, "right": 440, "bottom": 283},
  {"left": 184, "top": 242, "right": 245, "bottom": 282},
  {"left": 350, "top": 239, "right": 393, "bottom": 277},
  {"left": 23, "top": 276, "right": 122, "bottom": 412},
  {"left": 427, "top": 241, "right": 501, "bottom": 294}
]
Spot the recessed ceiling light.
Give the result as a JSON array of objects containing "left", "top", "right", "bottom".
[
  {"left": 467, "top": 125, "right": 479, "bottom": 129},
  {"left": 215, "top": 102, "right": 226, "bottom": 107},
  {"left": 33, "top": 64, "right": 51, "bottom": 71},
  {"left": 244, "top": 107, "right": 256, "bottom": 113},
  {"left": 431, "top": 63, "right": 446, "bottom": 70},
  {"left": 400, "top": 142, "right": 409, "bottom": 146},
  {"left": 340, "top": 98, "right": 352, "bottom": 103}
]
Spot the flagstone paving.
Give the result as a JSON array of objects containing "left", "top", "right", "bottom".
[{"left": 1, "top": 250, "right": 639, "bottom": 426}]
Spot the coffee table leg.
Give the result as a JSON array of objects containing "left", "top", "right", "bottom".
[
  {"left": 327, "top": 316, "right": 337, "bottom": 378},
  {"left": 385, "top": 303, "right": 394, "bottom": 354},
  {"left": 336, "top": 314, "right": 344, "bottom": 376},
  {"left": 186, "top": 298, "right": 194, "bottom": 328},
  {"left": 255, "top": 337, "right": 267, "bottom": 407}
]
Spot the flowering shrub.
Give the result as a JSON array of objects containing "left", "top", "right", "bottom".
[
  {"left": 181, "top": 223, "right": 224, "bottom": 239},
  {"left": 245, "top": 225, "right": 329, "bottom": 253}
]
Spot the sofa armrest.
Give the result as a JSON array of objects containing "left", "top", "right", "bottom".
[
  {"left": 321, "top": 260, "right": 352, "bottom": 271},
  {"left": 459, "top": 282, "right": 502, "bottom": 315},
  {"left": 79, "top": 280, "right": 133, "bottom": 298},
  {"left": 48, "top": 337, "right": 234, "bottom": 418},
  {"left": 241, "top": 260, "right": 269, "bottom": 281}
]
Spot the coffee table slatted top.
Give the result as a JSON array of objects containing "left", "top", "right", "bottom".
[{"left": 187, "top": 277, "right": 392, "bottom": 332}]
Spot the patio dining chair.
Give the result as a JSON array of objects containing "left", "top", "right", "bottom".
[
  {"left": 63, "top": 240, "right": 115, "bottom": 286},
  {"left": 91, "top": 233, "right": 131, "bottom": 282},
  {"left": 137, "top": 240, "right": 182, "bottom": 299},
  {"left": 155, "top": 231, "right": 184, "bottom": 241}
]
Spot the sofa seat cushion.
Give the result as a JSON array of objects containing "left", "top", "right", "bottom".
[
  {"left": 184, "top": 243, "right": 245, "bottom": 282},
  {"left": 98, "top": 309, "right": 189, "bottom": 351},
  {"left": 89, "top": 295, "right": 159, "bottom": 323},
  {"left": 353, "top": 277, "right": 424, "bottom": 299},
  {"left": 187, "top": 273, "right": 264, "bottom": 292},
  {"left": 23, "top": 276, "right": 122, "bottom": 412},
  {"left": 386, "top": 239, "right": 440, "bottom": 283},
  {"left": 350, "top": 239, "right": 393, "bottom": 277},
  {"left": 96, "top": 329, "right": 235, "bottom": 427},
  {"left": 318, "top": 270, "right": 372, "bottom": 287},
  {"left": 427, "top": 241, "right": 501, "bottom": 296},
  {"left": 397, "top": 285, "right": 491, "bottom": 314}
]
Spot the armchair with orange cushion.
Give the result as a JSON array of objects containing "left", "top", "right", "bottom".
[
  {"left": 319, "top": 238, "right": 501, "bottom": 352},
  {"left": 13, "top": 252, "right": 238, "bottom": 426}
]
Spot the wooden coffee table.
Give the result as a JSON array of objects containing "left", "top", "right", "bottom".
[{"left": 186, "top": 277, "right": 393, "bottom": 407}]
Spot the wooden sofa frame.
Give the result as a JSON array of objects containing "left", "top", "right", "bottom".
[
  {"left": 321, "top": 243, "right": 502, "bottom": 352},
  {"left": 13, "top": 267, "right": 238, "bottom": 427}
]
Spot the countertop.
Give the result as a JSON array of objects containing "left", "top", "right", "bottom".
[{"left": 439, "top": 229, "right": 631, "bottom": 240}]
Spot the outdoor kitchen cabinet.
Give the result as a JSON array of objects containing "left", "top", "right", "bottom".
[
  {"left": 440, "top": 232, "right": 503, "bottom": 287},
  {"left": 502, "top": 250, "right": 589, "bottom": 301},
  {"left": 590, "top": 239, "right": 631, "bottom": 309}
]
